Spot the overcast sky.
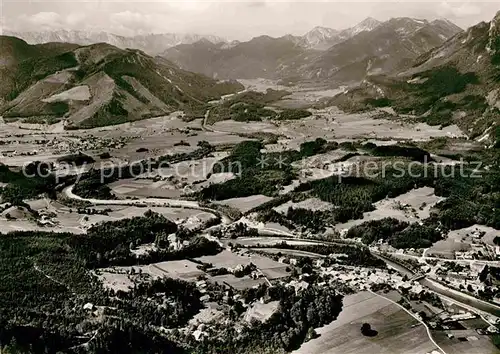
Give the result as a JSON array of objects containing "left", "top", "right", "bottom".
[{"left": 2, "top": 1, "right": 499, "bottom": 40}]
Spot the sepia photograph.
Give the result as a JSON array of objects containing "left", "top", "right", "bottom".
[{"left": 0, "top": 0, "right": 499, "bottom": 353}]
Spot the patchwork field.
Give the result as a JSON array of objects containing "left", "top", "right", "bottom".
[
  {"left": 96, "top": 249, "right": 292, "bottom": 292},
  {"left": 196, "top": 250, "right": 286, "bottom": 274},
  {"left": 97, "top": 259, "right": 206, "bottom": 292},
  {"left": 293, "top": 291, "right": 438, "bottom": 354},
  {"left": 196, "top": 249, "right": 290, "bottom": 287},
  {"left": 210, "top": 274, "right": 268, "bottom": 290},
  {"left": 212, "top": 107, "right": 464, "bottom": 142}
]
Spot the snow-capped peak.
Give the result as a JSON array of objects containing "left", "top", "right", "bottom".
[
  {"left": 350, "top": 17, "right": 382, "bottom": 35},
  {"left": 303, "top": 26, "right": 339, "bottom": 44},
  {"left": 337, "top": 17, "right": 382, "bottom": 39}
]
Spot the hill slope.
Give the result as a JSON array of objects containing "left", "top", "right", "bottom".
[{"left": 0, "top": 36, "right": 243, "bottom": 128}]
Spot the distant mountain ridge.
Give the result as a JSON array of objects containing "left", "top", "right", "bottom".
[
  {"left": 328, "top": 11, "right": 500, "bottom": 142},
  {"left": 3, "top": 30, "right": 226, "bottom": 56},
  {"left": 163, "top": 34, "right": 313, "bottom": 80},
  {"left": 299, "top": 17, "right": 382, "bottom": 50},
  {"left": 0, "top": 35, "right": 243, "bottom": 128},
  {"left": 299, "top": 26, "right": 340, "bottom": 50},
  {"left": 163, "top": 17, "right": 461, "bottom": 83},
  {"left": 301, "top": 17, "right": 463, "bottom": 82}
]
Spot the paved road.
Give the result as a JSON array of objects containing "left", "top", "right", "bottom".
[
  {"left": 202, "top": 88, "right": 248, "bottom": 133},
  {"left": 63, "top": 184, "right": 233, "bottom": 224},
  {"left": 63, "top": 184, "right": 299, "bottom": 236},
  {"left": 386, "top": 251, "right": 500, "bottom": 265}
]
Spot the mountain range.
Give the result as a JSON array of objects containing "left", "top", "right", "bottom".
[
  {"left": 301, "top": 18, "right": 463, "bottom": 82},
  {"left": 162, "top": 17, "right": 462, "bottom": 83},
  {"left": 0, "top": 36, "right": 243, "bottom": 128},
  {"left": 2, "top": 12, "right": 499, "bottom": 138},
  {"left": 4, "top": 18, "right": 382, "bottom": 58},
  {"left": 299, "top": 17, "right": 382, "bottom": 50},
  {"left": 3, "top": 30, "right": 226, "bottom": 56},
  {"left": 328, "top": 11, "right": 500, "bottom": 141}
]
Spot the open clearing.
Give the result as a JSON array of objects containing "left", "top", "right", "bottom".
[
  {"left": 196, "top": 250, "right": 286, "bottom": 274},
  {"left": 427, "top": 238, "right": 471, "bottom": 259},
  {"left": 209, "top": 274, "right": 268, "bottom": 290},
  {"left": 42, "top": 85, "right": 91, "bottom": 102},
  {"left": 273, "top": 197, "right": 334, "bottom": 214},
  {"left": 447, "top": 225, "right": 499, "bottom": 247},
  {"left": 147, "top": 260, "right": 205, "bottom": 281},
  {"left": 196, "top": 249, "right": 290, "bottom": 281},
  {"left": 96, "top": 249, "right": 291, "bottom": 291},
  {"left": 244, "top": 301, "right": 280, "bottom": 323},
  {"left": 293, "top": 291, "right": 438, "bottom": 354},
  {"left": 97, "top": 259, "right": 205, "bottom": 292},
  {"left": 214, "top": 195, "right": 273, "bottom": 213},
  {"left": 335, "top": 187, "right": 445, "bottom": 232},
  {"left": 428, "top": 224, "right": 499, "bottom": 258},
  {"left": 109, "top": 154, "right": 230, "bottom": 198}
]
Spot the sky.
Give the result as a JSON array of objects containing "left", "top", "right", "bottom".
[{"left": 2, "top": 1, "right": 500, "bottom": 40}]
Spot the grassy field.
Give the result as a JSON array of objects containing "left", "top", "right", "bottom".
[
  {"left": 212, "top": 107, "right": 464, "bottom": 142},
  {"left": 215, "top": 195, "right": 274, "bottom": 213},
  {"left": 273, "top": 197, "right": 334, "bottom": 214},
  {"left": 96, "top": 259, "right": 206, "bottom": 292},
  {"left": 335, "top": 187, "right": 444, "bottom": 232},
  {"left": 427, "top": 224, "right": 499, "bottom": 258},
  {"left": 0, "top": 201, "right": 217, "bottom": 235},
  {"left": 294, "top": 291, "right": 438, "bottom": 354},
  {"left": 210, "top": 274, "right": 268, "bottom": 290}
]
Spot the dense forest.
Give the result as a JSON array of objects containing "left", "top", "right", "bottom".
[
  {"left": 0, "top": 212, "right": 224, "bottom": 354},
  {"left": 346, "top": 217, "right": 444, "bottom": 249}
]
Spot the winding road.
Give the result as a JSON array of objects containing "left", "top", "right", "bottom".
[
  {"left": 367, "top": 289, "right": 447, "bottom": 354},
  {"left": 63, "top": 184, "right": 297, "bottom": 236}
]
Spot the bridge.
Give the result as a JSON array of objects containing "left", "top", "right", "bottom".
[{"left": 409, "top": 273, "right": 426, "bottom": 281}]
